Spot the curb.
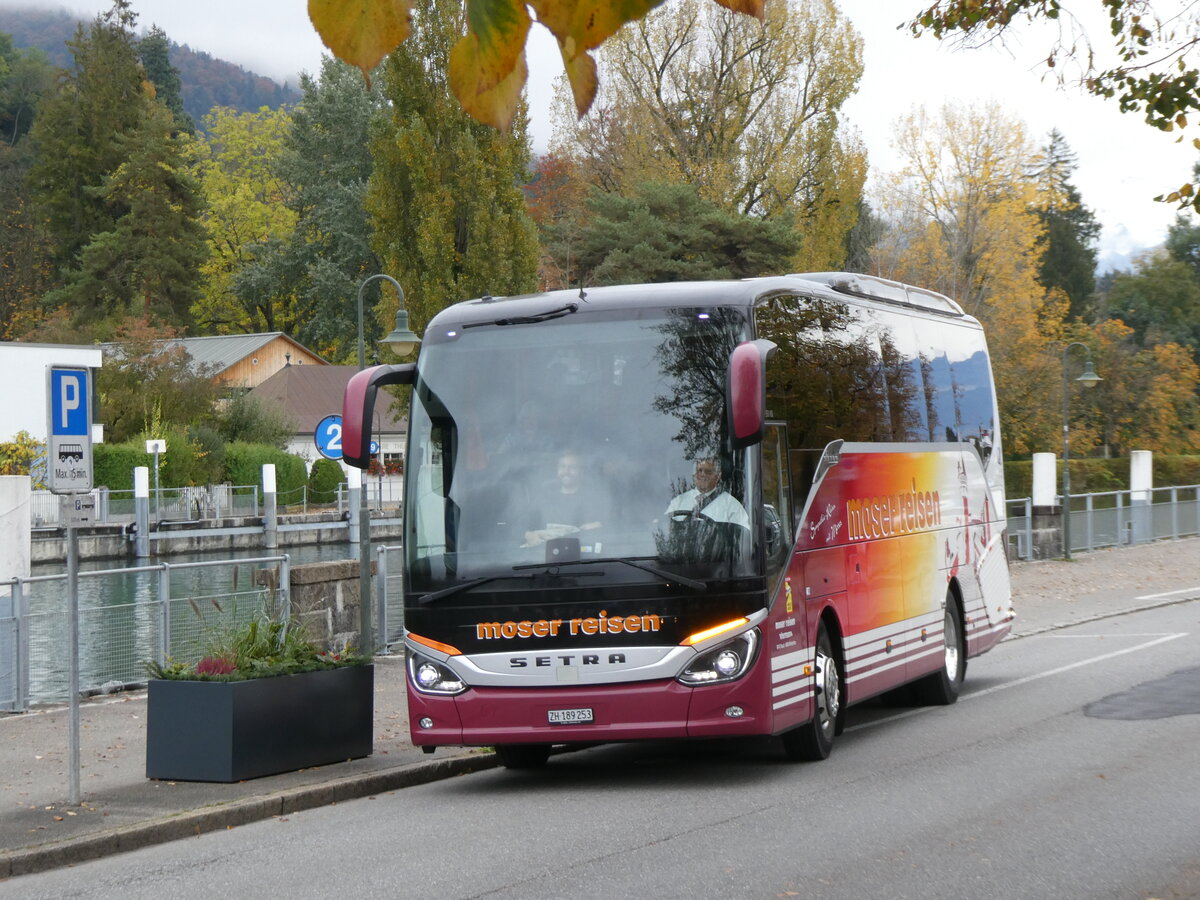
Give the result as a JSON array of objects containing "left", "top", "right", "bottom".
[
  {"left": 1006, "top": 591, "right": 1200, "bottom": 640},
  {"left": 0, "top": 752, "right": 498, "bottom": 880}
]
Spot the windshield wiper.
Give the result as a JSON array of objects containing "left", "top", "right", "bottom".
[
  {"left": 464, "top": 303, "right": 578, "bottom": 328},
  {"left": 417, "top": 569, "right": 602, "bottom": 605},
  {"left": 512, "top": 557, "right": 707, "bottom": 592}
]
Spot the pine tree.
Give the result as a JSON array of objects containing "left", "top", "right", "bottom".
[
  {"left": 366, "top": 0, "right": 538, "bottom": 338},
  {"left": 1029, "top": 130, "right": 1100, "bottom": 321},
  {"left": 139, "top": 25, "right": 193, "bottom": 133},
  {"left": 28, "top": 0, "right": 145, "bottom": 273}
]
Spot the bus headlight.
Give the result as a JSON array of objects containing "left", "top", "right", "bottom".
[
  {"left": 677, "top": 629, "right": 759, "bottom": 686},
  {"left": 407, "top": 652, "right": 467, "bottom": 695}
]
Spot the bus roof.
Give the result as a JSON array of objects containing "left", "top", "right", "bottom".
[{"left": 425, "top": 273, "right": 969, "bottom": 333}]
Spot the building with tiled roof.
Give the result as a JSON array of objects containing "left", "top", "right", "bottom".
[{"left": 248, "top": 364, "right": 407, "bottom": 471}]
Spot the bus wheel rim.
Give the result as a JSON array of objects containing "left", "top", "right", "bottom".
[{"left": 943, "top": 607, "right": 960, "bottom": 680}]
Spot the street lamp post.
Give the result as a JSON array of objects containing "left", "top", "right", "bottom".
[
  {"left": 1061, "top": 342, "right": 1102, "bottom": 560},
  {"left": 355, "top": 274, "right": 421, "bottom": 655}
]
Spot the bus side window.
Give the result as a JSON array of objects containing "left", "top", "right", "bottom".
[{"left": 762, "top": 423, "right": 791, "bottom": 578}]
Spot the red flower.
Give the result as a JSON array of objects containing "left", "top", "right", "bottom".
[{"left": 196, "top": 656, "right": 236, "bottom": 676}]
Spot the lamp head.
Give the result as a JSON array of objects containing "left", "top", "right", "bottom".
[
  {"left": 1077, "top": 359, "right": 1102, "bottom": 389},
  {"left": 382, "top": 307, "right": 421, "bottom": 357}
]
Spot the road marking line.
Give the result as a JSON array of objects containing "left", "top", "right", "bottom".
[
  {"left": 845, "top": 632, "right": 1188, "bottom": 733},
  {"left": 1135, "top": 586, "right": 1200, "bottom": 601}
]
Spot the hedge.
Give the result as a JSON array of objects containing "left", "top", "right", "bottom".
[{"left": 92, "top": 441, "right": 306, "bottom": 495}]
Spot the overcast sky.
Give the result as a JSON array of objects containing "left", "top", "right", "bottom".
[{"left": 9, "top": 0, "right": 1199, "bottom": 269}]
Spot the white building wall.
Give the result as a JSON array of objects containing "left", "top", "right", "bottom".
[{"left": 0, "top": 343, "right": 104, "bottom": 443}]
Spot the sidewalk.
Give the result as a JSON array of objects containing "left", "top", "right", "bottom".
[{"left": 2, "top": 537, "right": 1198, "bottom": 879}]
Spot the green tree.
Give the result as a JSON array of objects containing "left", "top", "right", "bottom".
[
  {"left": 1029, "top": 130, "right": 1100, "bottom": 322},
  {"left": 367, "top": 0, "right": 539, "bottom": 337},
  {"left": 27, "top": 0, "right": 147, "bottom": 273},
  {"left": 1106, "top": 252, "right": 1200, "bottom": 357},
  {"left": 0, "top": 34, "right": 54, "bottom": 146},
  {"left": 236, "top": 56, "right": 388, "bottom": 361},
  {"left": 575, "top": 180, "right": 799, "bottom": 284},
  {"left": 217, "top": 393, "right": 295, "bottom": 449},
  {"left": 44, "top": 99, "right": 208, "bottom": 328},
  {"left": 97, "top": 319, "right": 221, "bottom": 443},
  {"left": 0, "top": 142, "right": 52, "bottom": 338},
  {"left": 138, "top": 25, "right": 193, "bottom": 133}
]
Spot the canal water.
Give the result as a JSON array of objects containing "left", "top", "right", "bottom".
[{"left": 10, "top": 543, "right": 372, "bottom": 706}]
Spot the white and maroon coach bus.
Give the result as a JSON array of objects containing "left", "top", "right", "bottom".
[{"left": 342, "top": 273, "right": 1013, "bottom": 768}]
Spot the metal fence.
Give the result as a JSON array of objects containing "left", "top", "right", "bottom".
[
  {"left": 1007, "top": 484, "right": 1200, "bottom": 560},
  {"left": 1, "top": 555, "right": 290, "bottom": 712},
  {"left": 30, "top": 484, "right": 263, "bottom": 528}
]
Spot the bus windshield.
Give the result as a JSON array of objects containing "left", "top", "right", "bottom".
[{"left": 404, "top": 305, "right": 758, "bottom": 592}]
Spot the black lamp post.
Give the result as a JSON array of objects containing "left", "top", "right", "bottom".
[
  {"left": 355, "top": 274, "right": 420, "bottom": 653},
  {"left": 1061, "top": 342, "right": 1102, "bottom": 559}
]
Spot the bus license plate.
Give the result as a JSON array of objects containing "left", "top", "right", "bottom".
[{"left": 547, "top": 707, "right": 593, "bottom": 725}]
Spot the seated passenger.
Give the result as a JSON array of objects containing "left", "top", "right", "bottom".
[{"left": 524, "top": 449, "right": 609, "bottom": 547}]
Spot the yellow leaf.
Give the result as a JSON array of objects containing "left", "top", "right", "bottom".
[
  {"left": 309, "top": 0, "right": 413, "bottom": 77},
  {"left": 449, "top": 37, "right": 529, "bottom": 130},
  {"left": 529, "top": 0, "right": 666, "bottom": 56},
  {"left": 562, "top": 45, "right": 598, "bottom": 117},
  {"left": 712, "top": 0, "right": 765, "bottom": 19},
  {"left": 462, "top": 0, "right": 532, "bottom": 94}
]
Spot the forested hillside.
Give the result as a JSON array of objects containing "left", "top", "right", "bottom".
[{"left": 0, "top": 5, "right": 298, "bottom": 124}]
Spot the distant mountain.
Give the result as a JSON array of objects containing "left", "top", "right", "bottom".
[{"left": 0, "top": 5, "right": 300, "bottom": 127}]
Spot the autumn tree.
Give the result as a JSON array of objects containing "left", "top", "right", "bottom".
[
  {"left": 367, "top": 0, "right": 539, "bottom": 337},
  {"left": 908, "top": 0, "right": 1200, "bottom": 209},
  {"left": 310, "top": 0, "right": 766, "bottom": 132},
  {"left": 523, "top": 150, "right": 591, "bottom": 289},
  {"left": 191, "top": 105, "right": 297, "bottom": 334},
  {"left": 1077, "top": 319, "right": 1200, "bottom": 457},
  {"left": 554, "top": 0, "right": 866, "bottom": 270},
  {"left": 1029, "top": 130, "right": 1100, "bottom": 322},
  {"left": 871, "top": 103, "right": 1062, "bottom": 455}
]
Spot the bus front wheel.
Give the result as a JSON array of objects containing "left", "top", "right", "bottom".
[
  {"left": 495, "top": 744, "right": 552, "bottom": 769},
  {"left": 782, "top": 622, "right": 842, "bottom": 762}
]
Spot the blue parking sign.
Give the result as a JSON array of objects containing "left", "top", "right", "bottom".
[{"left": 47, "top": 366, "right": 93, "bottom": 493}]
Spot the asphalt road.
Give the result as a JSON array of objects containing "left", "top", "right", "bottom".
[{"left": 5, "top": 597, "right": 1197, "bottom": 900}]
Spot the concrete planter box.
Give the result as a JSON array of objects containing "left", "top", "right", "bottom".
[{"left": 146, "top": 665, "right": 373, "bottom": 782}]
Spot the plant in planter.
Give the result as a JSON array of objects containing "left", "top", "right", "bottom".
[{"left": 145, "top": 616, "right": 373, "bottom": 782}]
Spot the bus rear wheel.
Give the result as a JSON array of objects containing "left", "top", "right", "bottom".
[
  {"left": 782, "top": 622, "right": 842, "bottom": 762},
  {"left": 912, "top": 592, "right": 965, "bottom": 705},
  {"left": 495, "top": 744, "right": 552, "bottom": 769}
]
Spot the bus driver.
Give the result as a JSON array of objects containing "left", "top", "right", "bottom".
[{"left": 666, "top": 458, "right": 749, "bottom": 528}]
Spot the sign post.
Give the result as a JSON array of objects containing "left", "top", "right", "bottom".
[{"left": 47, "top": 366, "right": 93, "bottom": 807}]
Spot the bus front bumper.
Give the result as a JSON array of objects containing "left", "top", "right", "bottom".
[{"left": 407, "top": 674, "right": 773, "bottom": 747}]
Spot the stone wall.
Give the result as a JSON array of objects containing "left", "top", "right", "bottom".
[{"left": 283, "top": 560, "right": 374, "bottom": 654}]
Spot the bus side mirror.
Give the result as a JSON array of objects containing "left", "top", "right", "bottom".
[
  {"left": 727, "top": 340, "right": 776, "bottom": 450},
  {"left": 342, "top": 363, "right": 416, "bottom": 468}
]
